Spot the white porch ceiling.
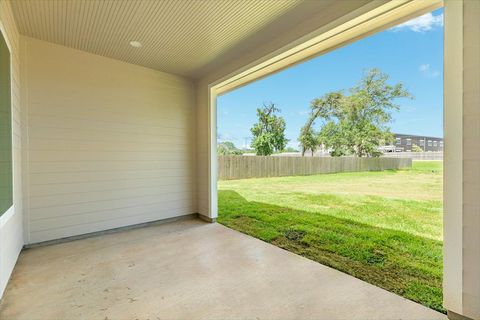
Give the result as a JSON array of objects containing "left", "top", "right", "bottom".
[{"left": 10, "top": 0, "right": 342, "bottom": 78}]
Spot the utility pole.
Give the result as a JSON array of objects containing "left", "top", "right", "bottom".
[{"left": 243, "top": 137, "right": 250, "bottom": 149}]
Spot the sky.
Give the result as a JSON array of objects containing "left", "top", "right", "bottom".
[{"left": 217, "top": 8, "right": 444, "bottom": 150}]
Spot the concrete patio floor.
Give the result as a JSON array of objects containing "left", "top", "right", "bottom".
[{"left": 0, "top": 218, "right": 446, "bottom": 320}]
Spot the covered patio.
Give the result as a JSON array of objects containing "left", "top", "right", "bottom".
[
  {"left": 0, "top": 0, "right": 479, "bottom": 319},
  {"left": 0, "top": 218, "right": 444, "bottom": 320}
]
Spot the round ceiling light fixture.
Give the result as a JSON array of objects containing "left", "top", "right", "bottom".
[{"left": 129, "top": 41, "right": 142, "bottom": 48}]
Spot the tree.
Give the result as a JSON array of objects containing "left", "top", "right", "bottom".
[
  {"left": 299, "top": 125, "right": 319, "bottom": 156},
  {"left": 412, "top": 143, "right": 423, "bottom": 152},
  {"left": 299, "top": 92, "right": 343, "bottom": 156},
  {"left": 250, "top": 103, "right": 288, "bottom": 156},
  {"left": 217, "top": 141, "right": 243, "bottom": 155},
  {"left": 299, "top": 69, "right": 411, "bottom": 157}
]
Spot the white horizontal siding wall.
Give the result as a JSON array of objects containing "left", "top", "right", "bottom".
[
  {"left": 0, "top": 0, "right": 23, "bottom": 298},
  {"left": 21, "top": 37, "right": 197, "bottom": 244}
]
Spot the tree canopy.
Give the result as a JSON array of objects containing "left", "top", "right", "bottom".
[
  {"left": 217, "top": 141, "right": 243, "bottom": 155},
  {"left": 250, "top": 103, "right": 288, "bottom": 156},
  {"left": 299, "top": 69, "right": 412, "bottom": 157}
]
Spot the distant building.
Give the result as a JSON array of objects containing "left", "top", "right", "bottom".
[{"left": 385, "top": 133, "right": 443, "bottom": 152}]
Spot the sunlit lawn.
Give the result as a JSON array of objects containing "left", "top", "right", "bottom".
[{"left": 218, "top": 161, "right": 444, "bottom": 313}]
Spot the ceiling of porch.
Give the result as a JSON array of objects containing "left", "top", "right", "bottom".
[{"left": 9, "top": 0, "right": 364, "bottom": 78}]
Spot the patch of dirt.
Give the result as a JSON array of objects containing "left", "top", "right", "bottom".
[{"left": 284, "top": 230, "right": 306, "bottom": 241}]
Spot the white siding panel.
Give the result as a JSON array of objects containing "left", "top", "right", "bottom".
[
  {"left": 28, "top": 170, "right": 191, "bottom": 185},
  {"left": 29, "top": 185, "right": 194, "bottom": 208},
  {"left": 22, "top": 37, "right": 196, "bottom": 244},
  {"left": 28, "top": 161, "right": 192, "bottom": 174},
  {"left": 27, "top": 126, "right": 190, "bottom": 143},
  {"left": 29, "top": 176, "right": 193, "bottom": 196},
  {"left": 29, "top": 197, "right": 194, "bottom": 225}
]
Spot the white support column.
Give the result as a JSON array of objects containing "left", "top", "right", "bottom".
[
  {"left": 443, "top": 0, "right": 464, "bottom": 315},
  {"left": 444, "top": 1, "right": 480, "bottom": 319},
  {"left": 461, "top": 0, "right": 480, "bottom": 318},
  {"left": 208, "top": 87, "right": 218, "bottom": 221}
]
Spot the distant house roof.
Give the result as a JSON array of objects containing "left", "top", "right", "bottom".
[{"left": 393, "top": 133, "right": 443, "bottom": 140}]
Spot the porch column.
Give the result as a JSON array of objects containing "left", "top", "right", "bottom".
[{"left": 444, "top": 1, "right": 480, "bottom": 319}]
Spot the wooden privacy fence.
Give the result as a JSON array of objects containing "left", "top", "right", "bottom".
[
  {"left": 381, "top": 152, "right": 443, "bottom": 160},
  {"left": 218, "top": 156, "right": 412, "bottom": 180}
]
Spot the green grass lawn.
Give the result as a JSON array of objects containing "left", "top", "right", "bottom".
[{"left": 218, "top": 161, "right": 444, "bottom": 313}]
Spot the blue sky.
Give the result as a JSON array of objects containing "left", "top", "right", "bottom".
[{"left": 217, "top": 8, "right": 444, "bottom": 149}]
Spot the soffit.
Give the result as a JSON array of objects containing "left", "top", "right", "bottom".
[{"left": 11, "top": 0, "right": 323, "bottom": 78}]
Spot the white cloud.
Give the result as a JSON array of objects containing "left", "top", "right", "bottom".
[
  {"left": 391, "top": 12, "right": 443, "bottom": 33},
  {"left": 419, "top": 64, "right": 430, "bottom": 72},
  {"left": 419, "top": 63, "right": 440, "bottom": 78}
]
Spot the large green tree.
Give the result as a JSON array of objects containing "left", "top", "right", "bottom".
[
  {"left": 299, "top": 69, "right": 411, "bottom": 157},
  {"left": 250, "top": 103, "right": 288, "bottom": 156}
]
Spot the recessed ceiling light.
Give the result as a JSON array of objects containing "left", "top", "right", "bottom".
[{"left": 129, "top": 41, "right": 142, "bottom": 48}]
